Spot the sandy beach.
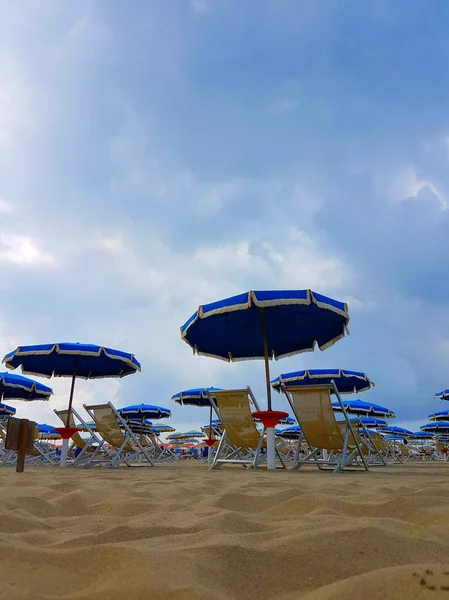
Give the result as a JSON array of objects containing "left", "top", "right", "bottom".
[{"left": 1, "top": 463, "right": 449, "bottom": 599}]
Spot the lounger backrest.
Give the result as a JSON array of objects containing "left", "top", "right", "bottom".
[
  {"left": 213, "top": 389, "right": 263, "bottom": 450},
  {"left": 87, "top": 404, "right": 133, "bottom": 453},
  {"left": 148, "top": 432, "right": 163, "bottom": 455},
  {"left": 55, "top": 409, "right": 90, "bottom": 451},
  {"left": 288, "top": 386, "right": 345, "bottom": 451},
  {"left": 398, "top": 443, "right": 410, "bottom": 456},
  {"left": 368, "top": 433, "right": 388, "bottom": 453}
]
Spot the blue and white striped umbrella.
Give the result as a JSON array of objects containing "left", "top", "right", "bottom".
[
  {"left": 356, "top": 417, "right": 388, "bottom": 428},
  {"left": 434, "top": 390, "right": 449, "bottom": 401},
  {"left": 0, "top": 402, "right": 16, "bottom": 417},
  {"left": 276, "top": 425, "right": 301, "bottom": 439},
  {"left": 120, "top": 404, "right": 171, "bottom": 420},
  {"left": 421, "top": 421, "right": 449, "bottom": 434},
  {"left": 428, "top": 410, "right": 449, "bottom": 422},
  {"left": 0, "top": 372, "right": 52, "bottom": 401},
  {"left": 271, "top": 368, "right": 373, "bottom": 394},
  {"left": 332, "top": 399, "right": 395, "bottom": 418},
  {"left": 171, "top": 387, "right": 223, "bottom": 407},
  {"left": 381, "top": 426, "right": 413, "bottom": 437}
]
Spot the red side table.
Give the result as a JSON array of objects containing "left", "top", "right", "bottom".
[
  {"left": 252, "top": 410, "right": 289, "bottom": 470},
  {"left": 54, "top": 427, "right": 80, "bottom": 468}
]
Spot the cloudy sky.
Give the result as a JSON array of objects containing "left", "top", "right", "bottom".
[{"left": 1, "top": 0, "right": 448, "bottom": 434}]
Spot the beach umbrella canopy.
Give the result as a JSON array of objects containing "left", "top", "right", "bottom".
[
  {"left": 37, "top": 423, "right": 57, "bottom": 434},
  {"left": 152, "top": 424, "right": 176, "bottom": 433},
  {"left": 271, "top": 368, "right": 373, "bottom": 394},
  {"left": 428, "top": 410, "right": 449, "bottom": 422},
  {"left": 176, "top": 430, "right": 205, "bottom": 439},
  {"left": 181, "top": 289, "right": 349, "bottom": 470},
  {"left": 3, "top": 343, "right": 140, "bottom": 379},
  {"left": 181, "top": 290, "right": 349, "bottom": 410},
  {"left": 2, "top": 342, "right": 141, "bottom": 468},
  {"left": 412, "top": 431, "right": 434, "bottom": 439},
  {"left": 332, "top": 399, "right": 395, "bottom": 418},
  {"left": 0, "top": 402, "right": 16, "bottom": 417},
  {"left": 421, "top": 421, "right": 449, "bottom": 434},
  {"left": 0, "top": 372, "right": 53, "bottom": 401},
  {"left": 171, "top": 387, "right": 224, "bottom": 407},
  {"left": 3, "top": 343, "right": 140, "bottom": 428},
  {"left": 120, "top": 404, "right": 171, "bottom": 420},
  {"left": 356, "top": 417, "right": 388, "bottom": 428},
  {"left": 381, "top": 426, "right": 413, "bottom": 437},
  {"left": 276, "top": 425, "right": 302, "bottom": 439},
  {"left": 434, "top": 390, "right": 449, "bottom": 401},
  {"left": 167, "top": 432, "right": 183, "bottom": 440}
]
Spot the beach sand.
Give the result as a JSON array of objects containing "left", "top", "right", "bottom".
[{"left": 1, "top": 463, "right": 449, "bottom": 599}]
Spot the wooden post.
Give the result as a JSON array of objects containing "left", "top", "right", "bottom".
[
  {"left": 16, "top": 419, "right": 29, "bottom": 473},
  {"left": 5, "top": 417, "right": 36, "bottom": 473}
]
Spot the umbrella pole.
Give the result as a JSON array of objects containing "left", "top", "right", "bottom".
[
  {"left": 207, "top": 404, "right": 214, "bottom": 464},
  {"left": 59, "top": 357, "right": 78, "bottom": 468},
  {"left": 259, "top": 307, "right": 277, "bottom": 470},
  {"left": 259, "top": 307, "right": 272, "bottom": 411},
  {"left": 65, "top": 356, "right": 78, "bottom": 427}
]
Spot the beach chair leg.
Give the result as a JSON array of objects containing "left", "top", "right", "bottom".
[
  {"left": 292, "top": 432, "right": 304, "bottom": 470},
  {"left": 252, "top": 426, "right": 265, "bottom": 468},
  {"left": 211, "top": 432, "right": 227, "bottom": 469},
  {"left": 274, "top": 444, "right": 286, "bottom": 469}
]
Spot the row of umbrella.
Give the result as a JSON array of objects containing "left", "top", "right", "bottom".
[{"left": 3, "top": 287, "right": 439, "bottom": 469}]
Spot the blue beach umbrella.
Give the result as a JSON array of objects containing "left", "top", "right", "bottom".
[
  {"left": 434, "top": 390, "right": 449, "bottom": 400},
  {"left": 177, "top": 430, "right": 205, "bottom": 439},
  {"left": 0, "top": 372, "right": 53, "bottom": 402},
  {"left": 381, "top": 426, "right": 413, "bottom": 436},
  {"left": 356, "top": 417, "right": 388, "bottom": 428},
  {"left": 271, "top": 369, "right": 374, "bottom": 394},
  {"left": 428, "top": 410, "right": 449, "bottom": 422},
  {"left": 181, "top": 290, "right": 349, "bottom": 470},
  {"left": 276, "top": 425, "right": 302, "bottom": 439},
  {"left": 171, "top": 387, "right": 224, "bottom": 407},
  {"left": 332, "top": 399, "right": 395, "bottom": 418},
  {"left": 171, "top": 387, "right": 223, "bottom": 439},
  {"left": 411, "top": 431, "right": 434, "bottom": 440},
  {"left": 0, "top": 403, "right": 16, "bottom": 417},
  {"left": 421, "top": 421, "right": 449, "bottom": 434},
  {"left": 152, "top": 424, "right": 176, "bottom": 434},
  {"left": 37, "top": 423, "right": 57, "bottom": 434},
  {"left": 181, "top": 290, "right": 349, "bottom": 411},
  {"left": 120, "top": 404, "right": 171, "bottom": 420},
  {"left": 3, "top": 343, "right": 141, "bottom": 428},
  {"left": 3, "top": 343, "right": 141, "bottom": 467}
]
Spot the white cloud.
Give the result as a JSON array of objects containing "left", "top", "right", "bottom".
[
  {"left": 0, "top": 235, "right": 55, "bottom": 266},
  {"left": 343, "top": 296, "right": 377, "bottom": 311},
  {"left": 393, "top": 166, "right": 447, "bottom": 210}
]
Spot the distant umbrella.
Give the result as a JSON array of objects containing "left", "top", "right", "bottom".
[
  {"left": 332, "top": 399, "right": 395, "bottom": 418},
  {"left": 271, "top": 368, "right": 374, "bottom": 394},
  {"left": 0, "top": 372, "right": 52, "bottom": 402},
  {"left": 428, "top": 410, "right": 449, "bottom": 422}
]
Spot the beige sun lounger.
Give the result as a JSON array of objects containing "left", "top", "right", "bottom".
[
  {"left": 54, "top": 408, "right": 110, "bottom": 465},
  {"left": 282, "top": 384, "right": 368, "bottom": 472},
  {"left": 83, "top": 402, "right": 153, "bottom": 467},
  {"left": 207, "top": 388, "right": 285, "bottom": 469}
]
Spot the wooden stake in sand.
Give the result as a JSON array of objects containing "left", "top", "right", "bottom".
[{"left": 5, "top": 417, "right": 37, "bottom": 473}]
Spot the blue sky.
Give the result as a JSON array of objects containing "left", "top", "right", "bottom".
[{"left": 1, "top": 0, "right": 448, "bottom": 433}]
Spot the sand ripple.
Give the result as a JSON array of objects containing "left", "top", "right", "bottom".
[{"left": 0, "top": 463, "right": 448, "bottom": 599}]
